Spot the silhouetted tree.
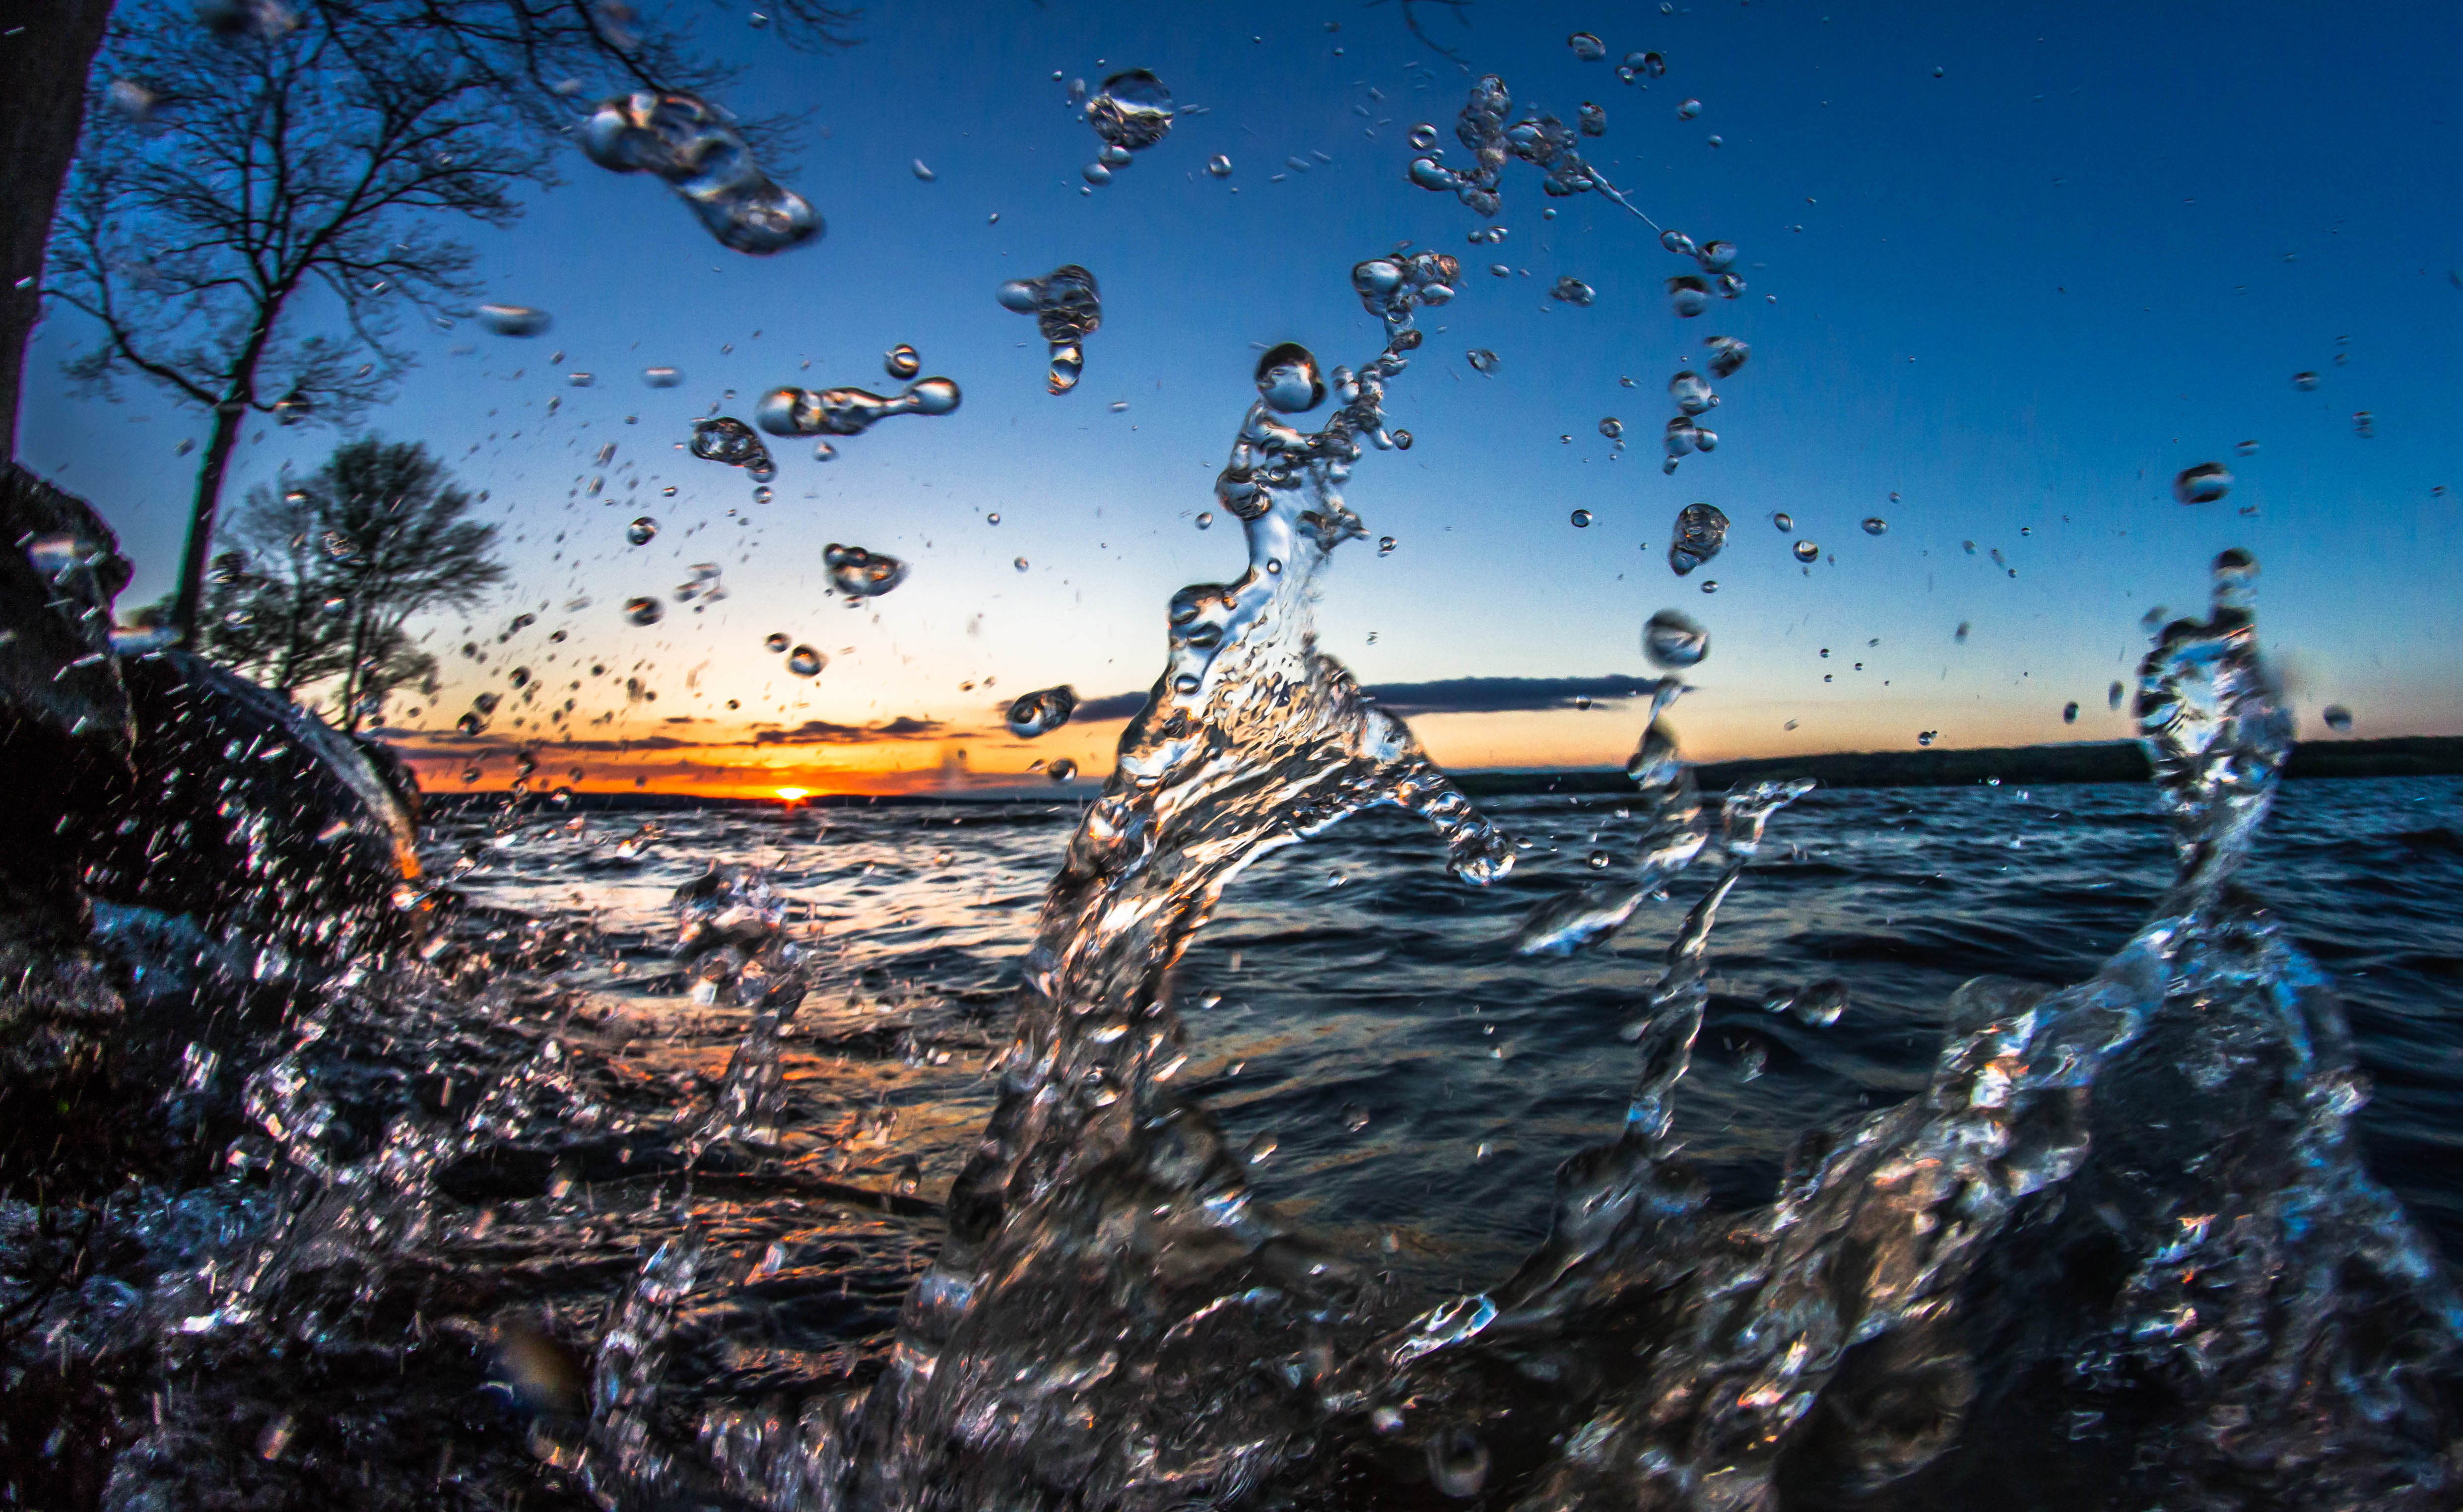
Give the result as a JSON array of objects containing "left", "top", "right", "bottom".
[
  {"left": 45, "top": 1, "right": 551, "bottom": 641},
  {"left": 197, "top": 435, "right": 502, "bottom": 730},
  {"left": 6, "top": 0, "right": 858, "bottom": 463}
]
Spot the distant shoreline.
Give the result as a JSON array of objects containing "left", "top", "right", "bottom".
[{"left": 417, "top": 736, "right": 2463, "bottom": 811}]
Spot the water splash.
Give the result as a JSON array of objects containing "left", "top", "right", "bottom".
[
  {"left": 755, "top": 377, "right": 961, "bottom": 438},
  {"left": 997, "top": 265, "right": 1103, "bottom": 394},
  {"left": 844, "top": 248, "right": 1513, "bottom": 1505},
  {"left": 1406, "top": 74, "right": 1662, "bottom": 226},
  {"left": 581, "top": 91, "right": 820, "bottom": 255}
]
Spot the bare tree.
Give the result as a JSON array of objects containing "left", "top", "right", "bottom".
[
  {"left": 5, "top": 0, "right": 859, "bottom": 466},
  {"left": 196, "top": 434, "right": 502, "bottom": 730},
  {"left": 44, "top": 2, "right": 554, "bottom": 641}
]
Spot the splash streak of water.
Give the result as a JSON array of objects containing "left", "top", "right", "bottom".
[{"left": 842, "top": 248, "right": 1517, "bottom": 1507}]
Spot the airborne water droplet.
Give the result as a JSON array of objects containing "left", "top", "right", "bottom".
[
  {"left": 1670, "top": 371, "right": 1717, "bottom": 414},
  {"left": 1645, "top": 608, "right": 1710, "bottom": 667},
  {"left": 823, "top": 543, "right": 908, "bottom": 598},
  {"left": 1465, "top": 348, "right": 1500, "bottom": 375},
  {"left": 1862, "top": 516, "right": 1887, "bottom": 535},
  {"left": 2322, "top": 704, "right": 2354, "bottom": 732},
  {"left": 623, "top": 596, "right": 663, "bottom": 626},
  {"left": 1408, "top": 123, "right": 1439, "bottom": 150},
  {"left": 2063, "top": 701, "right": 2080, "bottom": 723},
  {"left": 1704, "top": 334, "right": 1750, "bottom": 378},
  {"left": 1255, "top": 342, "right": 1326, "bottom": 411},
  {"left": 763, "top": 632, "right": 790, "bottom": 653},
  {"left": 1598, "top": 416, "right": 1624, "bottom": 441},
  {"left": 1378, "top": 536, "right": 1398, "bottom": 556},
  {"left": 1206, "top": 153, "right": 1232, "bottom": 177},
  {"left": 787, "top": 645, "right": 824, "bottom": 676},
  {"left": 2292, "top": 370, "right": 2321, "bottom": 390},
  {"left": 884, "top": 343, "right": 922, "bottom": 379},
  {"left": 1570, "top": 509, "right": 1594, "bottom": 528},
  {"left": 1793, "top": 539, "right": 1820, "bottom": 563},
  {"left": 477, "top": 304, "right": 552, "bottom": 336},
  {"left": 1772, "top": 512, "right": 1794, "bottom": 531},
  {"left": 1677, "top": 97, "right": 1702, "bottom": 119},
  {"left": 2172, "top": 461, "right": 2233, "bottom": 505},
  {"left": 1046, "top": 756, "right": 1079, "bottom": 783},
  {"left": 626, "top": 517, "right": 657, "bottom": 545},
  {"left": 1005, "top": 685, "right": 1078, "bottom": 738},
  {"left": 1568, "top": 31, "right": 1606, "bottom": 60},
  {"left": 1086, "top": 68, "right": 1174, "bottom": 151},
  {"left": 1550, "top": 275, "right": 1596, "bottom": 305},
  {"left": 1666, "top": 276, "right": 1711, "bottom": 317}
]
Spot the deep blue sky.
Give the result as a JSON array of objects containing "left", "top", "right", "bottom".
[{"left": 25, "top": 0, "right": 2463, "bottom": 788}]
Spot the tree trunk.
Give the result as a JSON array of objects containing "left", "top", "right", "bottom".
[
  {"left": 169, "top": 398, "right": 248, "bottom": 640},
  {"left": 0, "top": 0, "right": 115, "bottom": 464}
]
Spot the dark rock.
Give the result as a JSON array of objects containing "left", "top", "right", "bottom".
[
  {"left": 78, "top": 650, "right": 426, "bottom": 967},
  {"left": 0, "top": 464, "right": 132, "bottom": 1087}
]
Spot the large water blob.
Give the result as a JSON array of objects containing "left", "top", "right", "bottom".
[
  {"left": 1406, "top": 73, "right": 1663, "bottom": 227},
  {"left": 997, "top": 265, "right": 1102, "bottom": 394},
  {"left": 755, "top": 375, "right": 961, "bottom": 439},
  {"left": 580, "top": 91, "right": 820, "bottom": 255}
]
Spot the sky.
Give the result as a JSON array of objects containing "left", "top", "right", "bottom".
[{"left": 21, "top": 0, "right": 2463, "bottom": 797}]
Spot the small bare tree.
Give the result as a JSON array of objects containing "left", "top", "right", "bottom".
[
  {"left": 198, "top": 435, "right": 502, "bottom": 730},
  {"left": 45, "top": 1, "right": 549, "bottom": 640}
]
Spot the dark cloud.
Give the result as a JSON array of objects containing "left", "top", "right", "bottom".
[
  {"left": 1070, "top": 690, "right": 1151, "bottom": 722},
  {"left": 749, "top": 716, "right": 946, "bottom": 746},
  {"left": 1360, "top": 675, "right": 1660, "bottom": 716},
  {"left": 1059, "top": 676, "right": 1656, "bottom": 723}
]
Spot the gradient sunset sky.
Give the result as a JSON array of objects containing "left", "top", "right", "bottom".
[{"left": 24, "top": 0, "right": 2463, "bottom": 796}]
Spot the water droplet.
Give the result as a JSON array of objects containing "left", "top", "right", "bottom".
[
  {"left": 1669, "top": 370, "right": 1717, "bottom": 414},
  {"left": 1100, "top": 143, "right": 1132, "bottom": 168},
  {"left": 626, "top": 517, "right": 658, "bottom": 545},
  {"left": 1192, "top": 511, "right": 1215, "bottom": 530},
  {"left": 1578, "top": 101, "right": 1607, "bottom": 136},
  {"left": 1046, "top": 756, "right": 1079, "bottom": 783},
  {"left": 1666, "top": 275, "right": 1711, "bottom": 317},
  {"left": 1568, "top": 31, "right": 1606, "bottom": 60},
  {"left": 1694, "top": 240, "right": 1738, "bottom": 273},
  {"left": 823, "top": 543, "right": 908, "bottom": 598},
  {"left": 1644, "top": 608, "right": 1710, "bottom": 667},
  {"left": 2322, "top": 704, "right": 2353, "bottom": 732},
  {"left": 1735, "top": 1040, "right": 1768, "bottom": 1081},
  {"left": 1428, "top": 1429, "right": 1490, "bottom": 1498},
  {"left": 756, "top": 375, "right": 962, "bottom": 438},
  {"left": 1660, "top": 229, "right": 1698, "bottom": 256},
  {"left": 2353, "top": 410, "right": 2375, "bottom": 438},
  {"left": 1862, "top": 516, "right": 1887, "bottom": 535},
  {"left": 1254, "top": 341, "right": 1326, "bottom": 412},
  {"left": 1082, "top": 161, "right": 1113, "bottom": 186},
  {"left": 1013, "top": 556, "right": 1030, "bottom": 572},
  {"left": 1776, "top": 978, "right": 1848, "bottom": 1026},
  {"left": 1917, "top": 730, "right": 1936, "bottom": 746},
  {"left": 1676, "top": 97, "right": 1702, "bottom": 119},
  {"left": 775, "top": 644, "right": 821, "bottom": 678},
  {"left": 2172, "top": 461, "right": 2232, "bottom": 505},
  {"left": 2109, "top": 679, "right": 2127, "bottom": 709},
  {"left": 763, "top": 632, "right": 790, "bottom": 653},
  {"left": 2063, "top": 701, "right": 2080, "bottom": 723},
  {"left": 1586, "top": 850, "right": 1613, "bottom": 870},
  {"left": 1378, "top": 536, "right": 1398, "bottom": 556},
  {"left": 2292, "top": 370, "right": 2321, "bottom": 390},
  {"left": 884, "top": 343, "right": 922, "bottom": 379},
  {"left": 1570, "top": 509, "right": 1594, "bottom": 528},
  {"left": 476, "top": 303, "right": 552, "bottom": 336},
  {"left": 581, "top": 90, "right": 820, "bottom": 254},
  {"left": 1955, "top": 622, "right": 1971, "bottom": 643},
  {"left": 1550, "top": 275, "right": 1596, "bottom": 305},
  {"left": 1465, "top": 348, "right": 1500, "bottom": 375},
  {"left": 1005, "top": 685, "right": 1078, "bottom": 738},
  {"left": 1408, "top": 123, "right": 1439, "bottom": 150},
  {"left": 1086, "top": 68, "right": 1174, "bottom": 150},
  {"left": 1769, "top": 512, "right": 1794, "bottom": 531},
  {"left": 1243, "top": 1131, "right": 1279, "bottom": 1165},
  {"left": 999, "top": 266, "right": 1104, "bottom": 394},
  {"left": 1793, "top": 539, "right": 1819, "bottom": 563},
  {"left": 1206, "top": 153, "right": 1233, "bottom": 177},
  {"left": 1598, "top": 416, "right": 1625, "bottom": 441},
  {"left": 752, "top": 484, "right": 773, "bottom": 504},
  {"left": 623, "top": 595, "right": 663, "bottom": 626},
  {"left": 1339, "top": 1102, "right": 1372, "bottom": 1132}
]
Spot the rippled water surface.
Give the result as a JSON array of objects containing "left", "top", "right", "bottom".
[{"left": 435, "top": 772, "right": 2463, "bottom": 1303}]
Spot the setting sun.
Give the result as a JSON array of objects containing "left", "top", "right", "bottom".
[{"left": 774, "top": 788, "right": 810, "bottom": 803}]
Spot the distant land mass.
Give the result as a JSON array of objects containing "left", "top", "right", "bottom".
[
  {"left": 1456, "top": 735, "right": 2463, "bottom": 799},
  {"left": 421, "top": 737, "right": 2463, "bottom": 811}
]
